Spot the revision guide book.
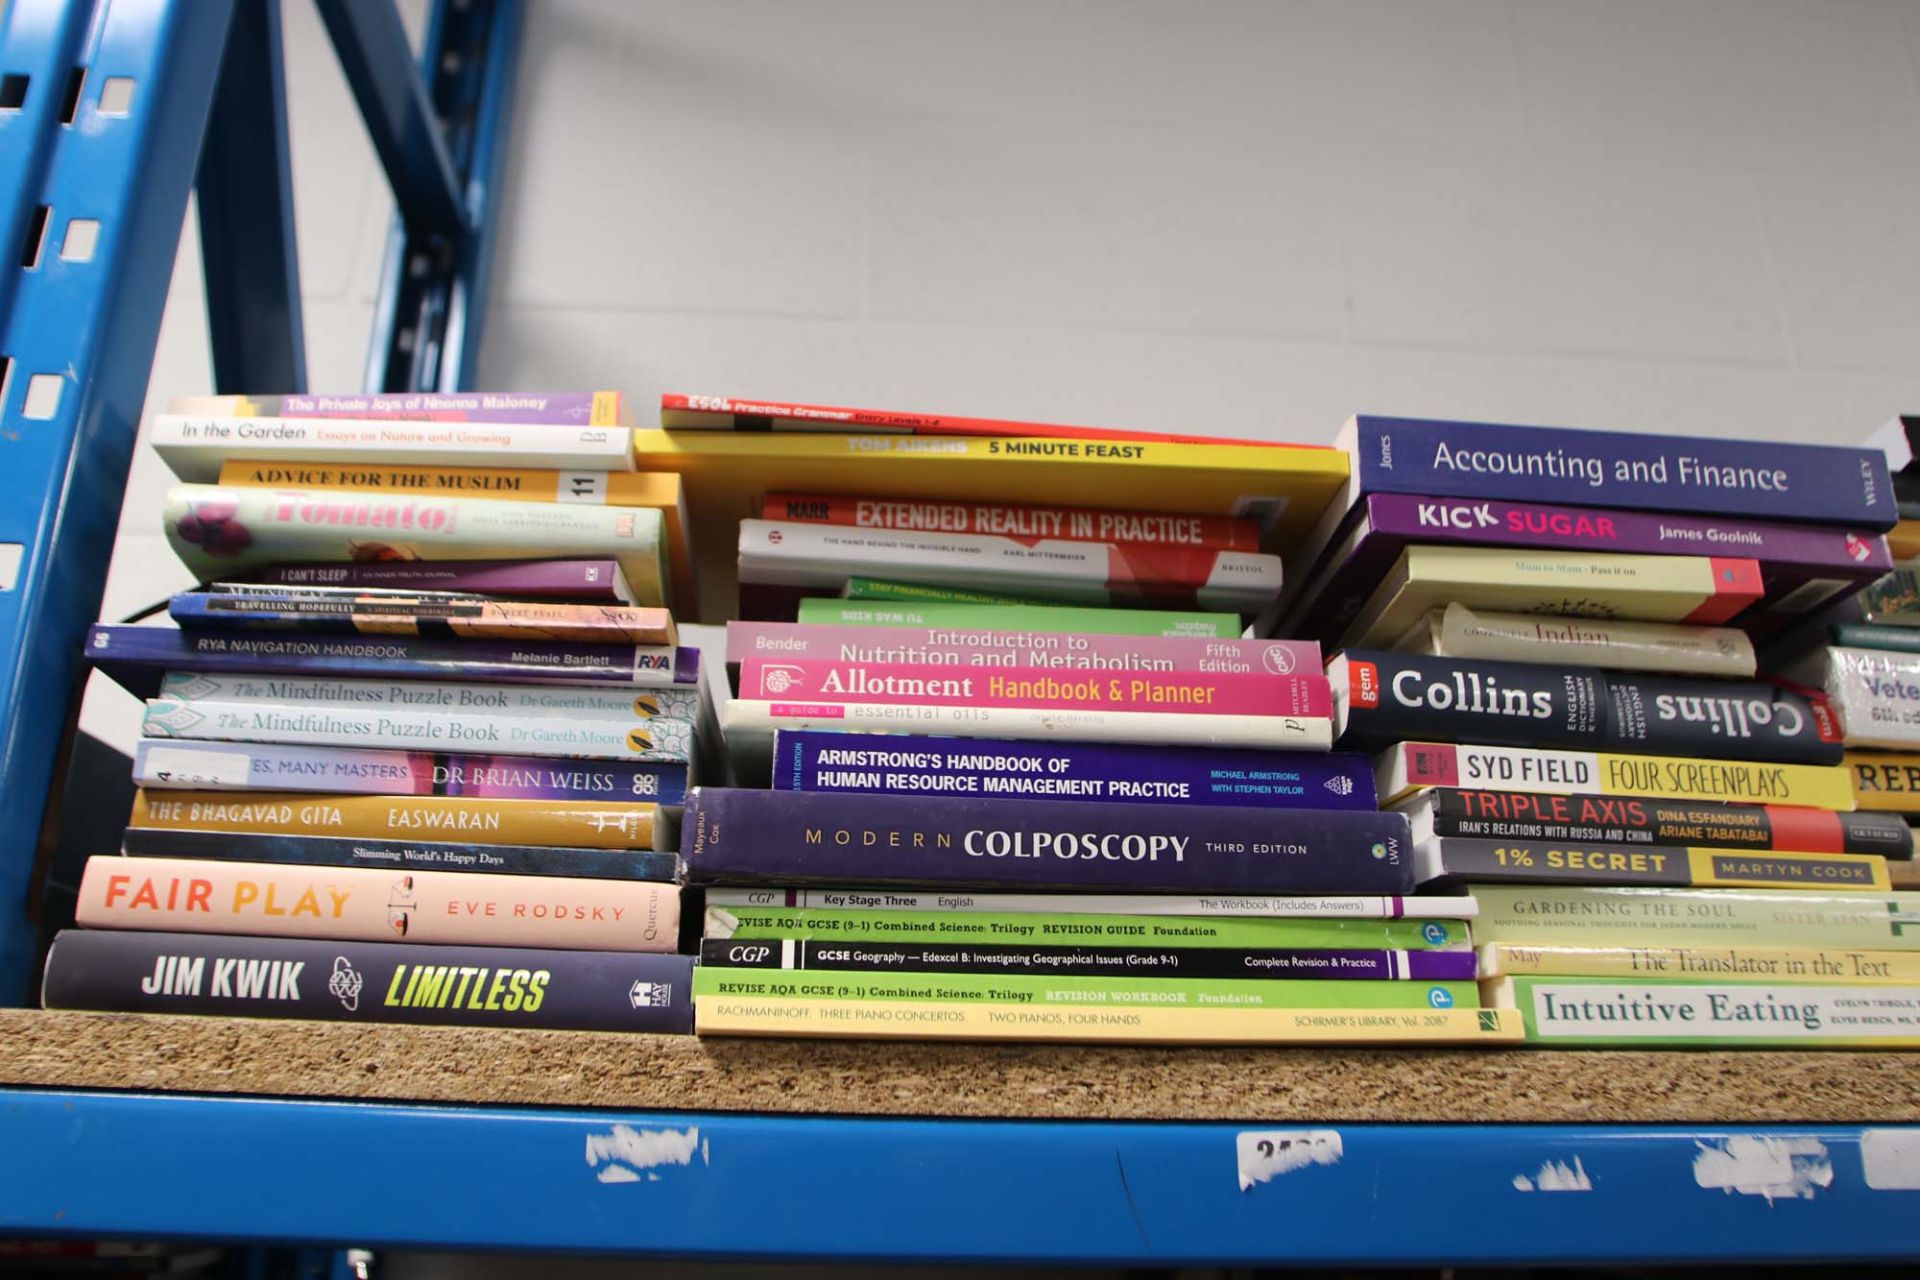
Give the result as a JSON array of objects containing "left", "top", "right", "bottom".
[
  {"left": 40, "top": 931, "right": 694, "bottom": 1034},
  {"left": 1375, "top": 741, "right": 1855, "bottom": 810},
  {"left": 149, "top": 414, "right": 633, "bottom": 483},
  {"left": 1329, "top": 651, "right": 1842, "bottom": 763},
  {"left": 161, "top": 485, "right": 669, "bottom": 611},
  {"left": 680, "top": 787, "right": 1412, "bottom": 893},
  {"left": 705, "top": 888, "right": 1473, "bottom": 920},
  {"left": 772, "top": 730, "right": 1375, "bottom": 810}
]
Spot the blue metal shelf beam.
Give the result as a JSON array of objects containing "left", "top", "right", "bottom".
[
  {"left": 0, "top": 0, "right": 237, "bottom": 1000},
  {"left": 1, "top": 1090, "right": 1917, "bottom": 1264},
  {"left": 196, "top": 0, "right": 306, "bottom": 395}
]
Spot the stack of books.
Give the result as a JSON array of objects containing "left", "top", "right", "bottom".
[
  {"left": 42, "top": 391, "right": 705, "bottom": 1032},
  {"left": 1292, "top": 414, "right": 1920, "bottom": 1046}
]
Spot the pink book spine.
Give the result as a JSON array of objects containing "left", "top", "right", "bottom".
[
  {"left": 76, "top": 856, "right": 678, "bottom": 952},
  {"left": 737, "top": 659, "right": 1332, "bottom": 717},
  {"left": 724, "top": 621, "right": 1320, "bottom": 675}
]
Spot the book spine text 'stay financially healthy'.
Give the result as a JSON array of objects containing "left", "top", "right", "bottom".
[
  {"left": 1375, "top": 742, "right": 1856, "bottom": 810},
  {"left": 772, "top": 729, "right": 1376, "bottom": 810},
  {"left": 119, "top": 826, "right": 679, "bottom": 882},
  {"left": 131, "top": 739, "right": 687, "bottom": 804},
  {"left": 75, "top": 857, "right": 680, "bottom": 951},
  {"left": 680, "top": 788, "right": 1412, "bottom": 894},
  {"left": 127, "top": 790, "right": 660, "bottom": 849},
  {"left": 1331, "top": 651, "right": 1842, "bottom": 764},
  {"left": 758, "top": 493, "right": 1261, "bottom": 548},
  {"left": 41, "top": 930, "right": 694, "bottom": 1033},
  {"left": 738, "top": 659, "right": 1331, "bottom": 717},
  {"left": 724, "top": 621, "right": 1318, "bottom": 676},
  {"left": 1341, "top": 415, "right": 1895, "bottom": 528}
]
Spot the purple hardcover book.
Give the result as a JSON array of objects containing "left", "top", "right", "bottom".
[
  {"left": 771, "top": 730, "right": 1374, "bottom": 809},
  {"left": 1285, "top": 493, "right": 1891, "bottom": 645},
  {"left": 681, "top": 788, "right": 1412, "bottom": 892},
  {"left": 85, "top": 624, "right": 698, "bottom": 697},
  {"left": 725, "top": 621, "right": 1317, "bottom": 680},
  {"left": 250, "top": 559, "right": 630, "bottom": 602}
]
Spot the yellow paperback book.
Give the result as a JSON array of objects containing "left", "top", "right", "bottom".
[
  {"left": 629, "top": 428, "right": 1350, "bottom": 623},
  {"left": 213, "top": 462, "right": 696, "bottom": 619},
  {"left": 1847, "top": 751, "right": 1920, "bottom": 813},
  {"left": 1340, "top": 547, "right": 1765, "bottom": 650}
]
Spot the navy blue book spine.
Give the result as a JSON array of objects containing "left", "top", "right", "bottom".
[
  {"left": 681, "top": 787, "right": 1413, "bottom": 893},
  {"left": 118, "top": 826, "right": 680, "bottom": 882},
  {"left": 1349, "top": 415, "right": 1896, "bottom": 529},
  {"left": 770, "top": 729, "right": 1376, "bottom": 810},
  {"left": 84, "top": 623, "right": 698, "bottom": 698},
  {"left": 40, "top": 930, "right": 694, "bottom": 1032}
]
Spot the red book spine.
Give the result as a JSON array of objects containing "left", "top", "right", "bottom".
[{"left": 759, "top": 493, "right": 1259, "bottom": 550}]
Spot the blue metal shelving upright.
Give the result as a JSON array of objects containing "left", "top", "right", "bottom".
[{"left": 0, "top": 2, "right": 1915, "bottom": 1267}]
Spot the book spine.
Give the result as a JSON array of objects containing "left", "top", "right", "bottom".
[
  {"left": 841, "top": 577, "right": 1048, "bottom": 606},
  {"left": 659, "top": 392, "right": 1263, "bottom": 448},
  {"left": 792, "top": 599, "right": 1241, "bottom": 637},
  {"left": 698, "top": 938, "right": 1477, "bottom": 981},
  {"left": 726, "top": 622, "right": 1319, "bottom": 676},
  {"left": 1332, "top": 652, "right": 1842, "bottom": 764},
  {"left": 1415, "top": 836, "right": 1889, "bottom": 891},
  {"left": 1802, "top": 647, "right": 1920, "bottom": 749},
  {"left": 704, "top": 905, "right": 1464, "bottom": 950},
  {"left": 127, "top": 790, "right": 658, "bottom": 849},
  {"left": 141, "top": 697, "right": 694, "bottom": 763},
  {"left": 216, "top": 463, "right": 641, "bottom": 504},
  {"left": 737, "top": 658, "right": 1330, "bottom": 717},
  {"left": 151, "top": 671, "right": 701, "bottom": 720},
  {"left": 682, "top": 788, "right": 1411, "bottom": 893},
  {"left": 705, "top": 887, "right": 1476, "bottom": 924},
  {"left": 41, "top": 930, "right": 692, "bottom": 1032},
  {"left": 119, "top": 826, "right": 678, "bottom": 881},
  {"left": 771, "top": 729, "right": 1374, "bottom": 810},
  {"left": 162, "top": 485, "right": 667, "bottom": 609},
  {"left": 1349, "top": 414, "right": 1896, "bottom": 528},
  {"left": 738, "top": 519, "right": 1284, "bottom": 611},
  {"left": 726, "top": 700, "right": 1333, "bottom": 752},
  {"left": 1478, "top": 941, "right": 1920, "bottom": 983},
  {"left": 1412, "top": 788, "right": 1909, "bottom": 855},
  {"left": 150, "top": 416, "right": 633, "bottom": 483},
  {"left": 691, "top": 967, "right": 1475, "bottom": 1011},
  {"left": 1848, "top": 751, "right": 1920, "bottom": 812},
  {"left": 87, "top": 625, "right": 696, "bottom": 692},
  {"left": 179, "top": 390, "right": 621, "bottom": 425},
  {"left": 1470, "top": 884, "right": 1920, "bottom": 950},
  {"left": 76, "top": 856, "right": 680, "bottom": 950},
  {"left": 694, "top": 998, "right": 1522, "bottom": 1043},
  {"left": 131, "top": 739, "right": 688, "bottom": 803},
  {"left": 1492, "top": 975, "right": 1920, "bottom": 1045},
  {"left": 168, "top": 593, "right": 676, "bottom": 645},
  {"left": 1420, "top": 605, "right": 1756, "bottom": 677},
  {"left": 759, "top": 492, "right": 1260, "bottom": 550},
  {"left": 1832, "top": 623, "right": 1920, "bottom": 655},
  {"left": 251, "top": 559, "right": 628, "bottom": 600},
  {"left": 1377, "top": 741, "right": 1856, "bottom": 809}
]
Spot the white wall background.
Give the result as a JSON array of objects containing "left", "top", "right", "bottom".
[{"left": 87, "top": 0, "right": 1920, "bottom": 747}]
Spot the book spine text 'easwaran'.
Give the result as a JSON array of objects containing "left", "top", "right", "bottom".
[
  {"left": 127, "top": 790, "right": 658, "bottom": 849},
  {"left": 75, "top": 856, "right": 680, "bottom": 950}
]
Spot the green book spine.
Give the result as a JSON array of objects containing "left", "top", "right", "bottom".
[
  {"left": 841, "top": 577, "right": 1050, "bottom": 607},
  {"left": 793, "top": 599, "right": 1242, "bottom": 637},
  {"left": 1831, "top": 623, "right": 1920, "bottom": 654},
  {"left": 1491, "top": 974, "right": 1920, "bottom": 1045},
  {"left": 703, "top": 906, "right": 1470, "bottom": 950},
  {"left": 693, "top": 967, "right": 1474, "bottom": 1010},
  {"left": 1470, "top": 885, "right": 1920, "bottom": 950}
]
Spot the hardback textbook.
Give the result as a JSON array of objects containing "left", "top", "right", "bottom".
[
  {"left": 169, "top": 591, "right": 676, "bottom": 645},
  {"left": 1413, "top": 836, "right": 1889, "bottom": 892},
  {"left": 171, "top": 390, "right": 623, "bottom": 425},
  {"left": 1280, "top": 492, "right": 1888, "bottom": 645},
  {"left": 1339, "top": 547, "right": 1763, "bottom": 649},
  {"left": 75, "top": 856, "right": 679, "bottom": 951},
  {"left": 214, "top": 464, "right": 696, "bottom": 618},
  {"left": 794, "top": 599, "right": 1241, "bottom": 637},
  {"left": 1328, "top": 651, "right": 1842, "bottom": 764},
  {"left": 162, "top": 485, "right": 670, "bottom": 610},
  {"left": 760, "top": 492, "right": 1260, "bottom": 550},
  {"left": 1483, "top": 974, "right": 1920, "bottom": 1046},
  {"left": 127, "top": 790, "right": 660, "bottom": 850},
  {"left": 1375, "top": 741, "right": 1856, "bottom": 810},
  {"left": 41, "top": 931, "right": 694, "bottom": 1033},
  {"left": 660, "top": 392, "right": 1270, "bottom": 447},
  {"left": 629, "top": 427, "right": 1349, "bottom": 622},
  {"left": 1393, "top": 604, "right": 1756, "bottom": 677},
  {"left": 149, "top": 414, "right": 633, "bottom": 482}
]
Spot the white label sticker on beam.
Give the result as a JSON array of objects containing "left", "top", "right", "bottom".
[
  {"left": 1861, "top": 1130, "right": 1920, "bottom": 1190},
  {"left": 1236, "top": 1129, "right": 1342, "bottom": 1191},
  {"left": 0, "top": 544, "right": 22, "bottom": 591}
]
